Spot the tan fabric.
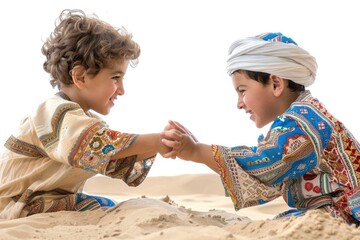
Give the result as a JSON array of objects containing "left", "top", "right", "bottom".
[{"left": 0, "top": 95, "right": 155, "bottom": 219}]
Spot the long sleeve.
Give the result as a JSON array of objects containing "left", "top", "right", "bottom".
[
  {"left": 213, "top": 144, "right": 282, "bottom": 210},
  {"left": 0, "top": 95, "right": 155, "bottom": 219},
  {"left": 32, "top": 98, "right": 154, "bottom": 185},
  {"left": 213, "top": 94, "right": 333, "bottom": 210}
]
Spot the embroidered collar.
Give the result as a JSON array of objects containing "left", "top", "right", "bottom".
[
  {"left": 56, "top": 92, "right": 71, "bottom": 101},
  {"left": 295, "top": 90, "right": 312, "bottom": 102}
]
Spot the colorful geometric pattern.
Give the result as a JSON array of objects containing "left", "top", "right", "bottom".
[
  {"left": 0, "top": 93, "right": 155, "bottom": 219},
  {"left": 214, "top": 90, "right": 360, "bottom": 224},
  {"left": 19, "top": 191, "right": 116, "bottom": 217},
  {"left": 68, "top": 122, "right": 138, "bottom": 174},
  {"left": 5, "top": 135, "right": 48, "bottom": 158},
  {"left": 39, "top": 103, "right": 80, "bottom": 147},
  {"left": 257, "top": 32, "right": 298, "bottom": 45}
]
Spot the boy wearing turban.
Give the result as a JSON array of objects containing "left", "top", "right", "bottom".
[{"left": 162, "top": 32, "right": 360, "bottom": 225}]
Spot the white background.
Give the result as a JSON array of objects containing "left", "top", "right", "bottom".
[{"left": 0, "top": 0, "right": 359, "bottom": 176}]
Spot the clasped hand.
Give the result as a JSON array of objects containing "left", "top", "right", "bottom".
[{"left": 160, "top": 120, "right": 198, "bottom": 160}]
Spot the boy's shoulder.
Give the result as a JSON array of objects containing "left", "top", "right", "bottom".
[
  {"left": 288, "top": 90, "right": 323, "bottom": 111},
  {"left": 33, "top": 94, "right": 102, "bottom": 120},
  {"left": 32, "top": 94, "right": 82, "bottom": 119},
  {"left": 40, "top": 94, "right": 80, "bottom": 110},
  {"left": 285, "top": 91, "right": 333, "bottom": 126}
]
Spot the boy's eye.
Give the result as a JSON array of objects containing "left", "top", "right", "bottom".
[
  {"left": 113, "top": 76, "right": 121, "bottom": 83},
  {"left": 237, "top": 89, "right": 245, "bottom": 95}
]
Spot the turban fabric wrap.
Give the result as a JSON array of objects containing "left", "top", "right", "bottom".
[{"left": 226, "top": 32, "right": 318, "bottom": 87}]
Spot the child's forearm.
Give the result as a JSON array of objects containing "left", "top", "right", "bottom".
[
  {"left": 111, "top": 133, "right": 161, "bottom": 160},
  {"left": 135, "top": 151, "right": 157, "bottom": 162},
  {"left": 192, "top": 143, "right": 219, "bottom": 174}
]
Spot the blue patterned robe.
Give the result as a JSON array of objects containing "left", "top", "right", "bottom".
[{"left": 213, "top": 90, "right": 360, "bottom": 224}]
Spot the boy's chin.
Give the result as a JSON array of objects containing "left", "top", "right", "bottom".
[{"left": 94, "top": 108, "right": 111, "bottom": 116}]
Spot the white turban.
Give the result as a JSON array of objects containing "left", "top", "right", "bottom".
[{"left": 226, "top": 32, "right": 317, "bottom": 87}]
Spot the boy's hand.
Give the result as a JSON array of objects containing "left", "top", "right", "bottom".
[
  {"left": 167, "top": 120, "right": 198, "bottom": 143},
  {"left": 159, "top": 127, "right": 181, "bottom": 159},
  {"left": 158, "top": 141, "right": 175, "bottom": 158},
  {"left": 161, "top": 120, "right": 198, "bottom": 160}
]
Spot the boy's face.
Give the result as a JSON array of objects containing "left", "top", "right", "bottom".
[
  {"left": 80, "top": 59, "right": 129, "bottom": 115},
  {"left": 231, "top": 72, "right": 281, "bottom": 128}
]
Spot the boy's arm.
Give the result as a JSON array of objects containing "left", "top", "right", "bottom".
[
  {"left": 191, "top": 143, "right": 219, "bottom": 174},
  {"left": 161, "top": 123, "right": 219, "bottom": 173},
  {"left": 111, "top": 133, "right": 170, "bottom": 161},
  {"left": 163, "top": 120, "right": 219, "bottom": 172}
]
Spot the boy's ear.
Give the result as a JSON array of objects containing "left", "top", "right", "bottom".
[
  {"left": 269, "top": 74, "right": 286, "bottom": 97},
  {"left": 71, "top": 66, "right": 86, "bottom": 89}
]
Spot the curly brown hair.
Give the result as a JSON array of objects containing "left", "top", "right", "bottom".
[{"left": 42, "top": 9, "right": 141, "bottom": 89}]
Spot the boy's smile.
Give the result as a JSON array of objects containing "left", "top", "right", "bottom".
[
  {"left": 64, "top": 59, "right": 129, "bottom": 116},
  {"left": 232, "top": 71, "right": 287, "bottom": 128}
]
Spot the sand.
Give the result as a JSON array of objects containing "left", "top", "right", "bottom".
[{"left": 0, "top": 174, "right": 359, "bottom": 240}]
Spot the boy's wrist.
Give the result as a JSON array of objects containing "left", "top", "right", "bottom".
[{"left": 190, "top": 142, "right": 200, "bottom": 162}]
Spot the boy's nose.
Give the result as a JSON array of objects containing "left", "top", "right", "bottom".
[
  {"left": 118, "top": 89, "right": 125, "bottom": 96},
  {"left": 117, "top": 83, "right": 125, "bottom": 96},
  {"left": 237, "top": 100, "right": 244, "bottom": 110}
]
